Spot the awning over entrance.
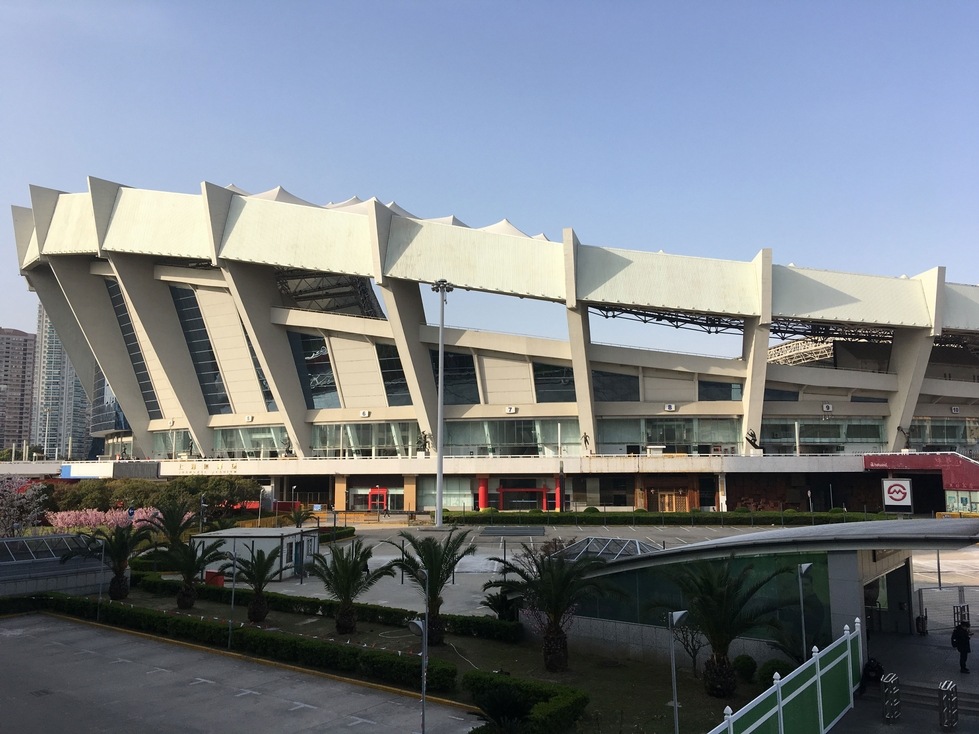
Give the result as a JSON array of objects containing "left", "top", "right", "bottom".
[{"left": 865, "top": 452, "right": 979, "bottom": 490}]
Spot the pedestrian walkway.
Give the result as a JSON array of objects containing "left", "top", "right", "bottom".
[{"left": 832, "top": 628, "right": 978, "bottom": 733}]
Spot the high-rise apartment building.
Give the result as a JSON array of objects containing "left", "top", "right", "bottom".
[
  {"left": 30, "top": 306, "right": 92, "bottom": 460},
  {"left": 0, "top": 327, "right": 35, "bottom": 455}
]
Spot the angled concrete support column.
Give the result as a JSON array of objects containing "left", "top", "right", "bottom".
[{"left": 886, "top": 327, "right": 934, "bottom": 451}]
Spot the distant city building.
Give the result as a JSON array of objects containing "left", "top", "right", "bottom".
[
  {"left": 30, "top": 305, "right": 93, "bottom": 461},
  {"left": 0, "top": 327, "right": 36, "bottom": 456}
]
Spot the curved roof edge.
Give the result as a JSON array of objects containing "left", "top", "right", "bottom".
[{"left": 591, "top": 518, "right": 979, "bottom": 577}]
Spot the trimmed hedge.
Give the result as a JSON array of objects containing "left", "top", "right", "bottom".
[
  {"left": 463, "top": 670, "right": 589, "bottom": 734},
  {"left": 319, "top": 526, "right": 356, "bottom": 543},
  {"left": 4, "top": 593, "right": 456, "bottom": 692},
  {"left": 443, "top": 509, "right": 894, "bottom": 527},
  {"left": 133, "top": 574, "right": 523, "bottom": 642}
]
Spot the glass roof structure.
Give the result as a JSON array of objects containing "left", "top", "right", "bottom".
[{"left": 555, "top": 536, "right": 660, "bottom": 562}]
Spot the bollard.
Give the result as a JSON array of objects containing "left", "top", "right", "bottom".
[
  {"left": 939, "top": 680, "right": 958, "bottom": 731},
  {"left": 881, "top": 672, "right": 901, "bottom": 724}
]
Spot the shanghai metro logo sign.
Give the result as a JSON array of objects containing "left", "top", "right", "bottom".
[{"left": 882, "top": 478, "right": 912, "bottom": 513}]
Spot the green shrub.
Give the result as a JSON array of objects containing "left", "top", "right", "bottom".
[
  {"left": 582, "top": 506, "right": 600, "bottom": 514},
  {"left": 732, "top": 654, "right": 757, "bottom": 683},
  {"left": 633, "top": 508, "right": 648, "bottom": 513},
  {"left": 527, "top": 509, "right": 544, "bottom": 515},
  {"left": 319, "top": 526, "right": 356, "bottom": 543},
  {"left": 733, "top": 506, "right": 750, "bottom": 513},
  {"left": 480, "top": 507, "right": 499, "bottom": 513},
  {"left": 443, "top": 614, "right": 524, "bottom": 643},
  {"left": 463, "top": 670, "right": 589, "bottom": 734},
  {"left": 783, "top": 508, "right": 798, "bottom": 514},
  {"left": 827, "top": 507, "right": 845, "bottom": 514},
  {"left": 757, "top": 658, "right": 794, "bottom": 685},
  {"left": 26, "top": 593, "right": 457, "bottom": 692}
]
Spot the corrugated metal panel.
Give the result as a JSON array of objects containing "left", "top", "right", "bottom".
[
  {"left": 578, "top": 246, "right": 760, "bottom": 314},
  {"left": 220, "top": 197, "right": 373, "bottom": 274},
  {"left": 41, "top": 193, "right": 99, "bottom": 255},
  {"left": 942, "top": 283, "right": 979, "bottom": 331},
  {"left": 384, "top": 217, "right": 565, "bottom": 301},
  {"left": 103, "top": 189, "right": 209, "bottom": 259},
  {"left": 772, "top": 265, "right": 931, "bottom": 327}
]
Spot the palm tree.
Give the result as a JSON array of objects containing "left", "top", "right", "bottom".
[
  {"left": 484, "top": 544, "right": 609, "bottom": 672},
  {"left": 61, "top": 521, "right": 153, "bottom": 600},
  {"left": 146, "top": 499, "right": 197, "bottom": 547},
  {"left": 220, "top": 545, "right": 283, "bottom": 623},
  {"left": 656, "top": 558, "right": 793, "bottom": 697},
  {"left": 307, "top": 539, "right": 395, "bottom": 633},
  {"left": 283, "top": 506, "right": 315, "bottom": 528},
  {"left": 163, "top": 538, "right": 227, "bottom": 609},
  {"left": 481, "top": 590, "right": 521, "bottom": 622},
  {"left": 387, "top": 529, "right": 475, "bottom": 645}
]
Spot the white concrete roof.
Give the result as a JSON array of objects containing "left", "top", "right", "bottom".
[{"left": 17, "top": 177, "right": 979, "bottom": 335}]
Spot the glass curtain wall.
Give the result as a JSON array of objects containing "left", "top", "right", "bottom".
[
  {"left": 150, "top": 429, "right": 196, "bottom": 459},
  {"left": 596, "top": 418, "right": 741, "bottom": 454},
  {"left": 760, "top": 418, "right": 886, "bottom": 455},
  {"left": 170, "top": 286, "right": 231, "bottom": 415},
  {"left": 214, "top": 425, "right": 290, "bottom": 458},
  {"left": 444, "top": 419, "right": 580, "bottom": 456},
  {"left": 417, "top": 475, "right": 474, "bottom": 512},
  {"left": 911, "top": 418, "right": 979, "bottom": 455},
  {"left": 311, "top": 421, "right": 421, "bottom": 458}
]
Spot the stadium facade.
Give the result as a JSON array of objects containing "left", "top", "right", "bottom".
[{"left": 11, "top": 178, "right": 979, "bottom": 514}]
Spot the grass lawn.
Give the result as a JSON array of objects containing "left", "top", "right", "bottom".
[{"left": 123, "top": 586, "right": 767, "bottom": 733}]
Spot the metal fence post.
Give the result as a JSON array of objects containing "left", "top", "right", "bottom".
[
  {"left": 939, "top": 680, "right": 958, "bottom": 731},
  {"left": 881, "top": 672, "right": 901, "bottom": 724}
]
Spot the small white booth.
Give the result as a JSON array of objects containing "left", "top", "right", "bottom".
[{"left": 192, "top": 527, "right": 320, "bottom": 580}]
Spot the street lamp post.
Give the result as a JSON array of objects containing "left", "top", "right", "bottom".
[
  {"left": 668, "top": 610, "right": 688, "bottom": 734},
  {"left": 227, "top": 539, "right": 238, "bottom": 650},
  {"left": 798, "top": 563, "right": 813, "bottom": 660},
  {"left": 97, "top": 538, "right": 106, "bottom": 623},
  {"left": 408, "top": 569, "right": 430, "bottom": 733},
  {"left": 431, "top": 279, "right": 453, "bottom": 528}
]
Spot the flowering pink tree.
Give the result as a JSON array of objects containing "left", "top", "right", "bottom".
[{"left": 47, "top": 507, "right": 160, "bottom": 532}]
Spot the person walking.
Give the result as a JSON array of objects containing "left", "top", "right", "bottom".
[{"left": 953, "top": 620, "right": 972, "bottom": 673}]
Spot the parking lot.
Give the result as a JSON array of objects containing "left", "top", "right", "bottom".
[{"left": 0, "top": 614, "right": 480, "bottom": 733}]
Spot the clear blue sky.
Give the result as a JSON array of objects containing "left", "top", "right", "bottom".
[{"left": 2, "top": 2, "right": 978, "bottom": 356}]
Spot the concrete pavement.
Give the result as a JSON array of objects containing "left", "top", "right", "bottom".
[{"left": 0, "top": 614, "right": 480, "bottom": 733}]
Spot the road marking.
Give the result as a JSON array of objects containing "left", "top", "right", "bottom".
[
  {"left": 235, "top": 689, "right": 260, "bottom": 697},
  {"left": 190, "top": 678, "right": 214, "bottom": 685},
  {"left": 346, "top": 715, "right": 377, "bottom": 725},
  {"left": 289, "top": 702, "right": 318, "bottom": 711},
  {"left": 110, "top": 658, "right": 132, "bottom": 664},
  {"left": 147, "top": 667, "right": 170, "bottom": 674}
]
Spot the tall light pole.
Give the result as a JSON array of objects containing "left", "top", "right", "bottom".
[
  {"left": 431, "top": 279, "right": 453, "bottom": 527},
  {"left": 408, "top": 569, "right": 430, "bottom": 733},
  {"left": 668, "top": 610, "right": 688, "bottom": 734},
  {"left": 227, "top": 539, "right": 238, "bottom": 650},
  {"left": 798, "top": 563, "right": 813, "bottom": 660}
]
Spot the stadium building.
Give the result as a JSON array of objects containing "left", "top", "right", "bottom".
[{"left": 11, "top": 178, "right": 979, "bottom": 514}]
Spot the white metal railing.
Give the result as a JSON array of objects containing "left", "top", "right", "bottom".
[{"left": 706, "top": 618, "right": 863, "bottom": 734}]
